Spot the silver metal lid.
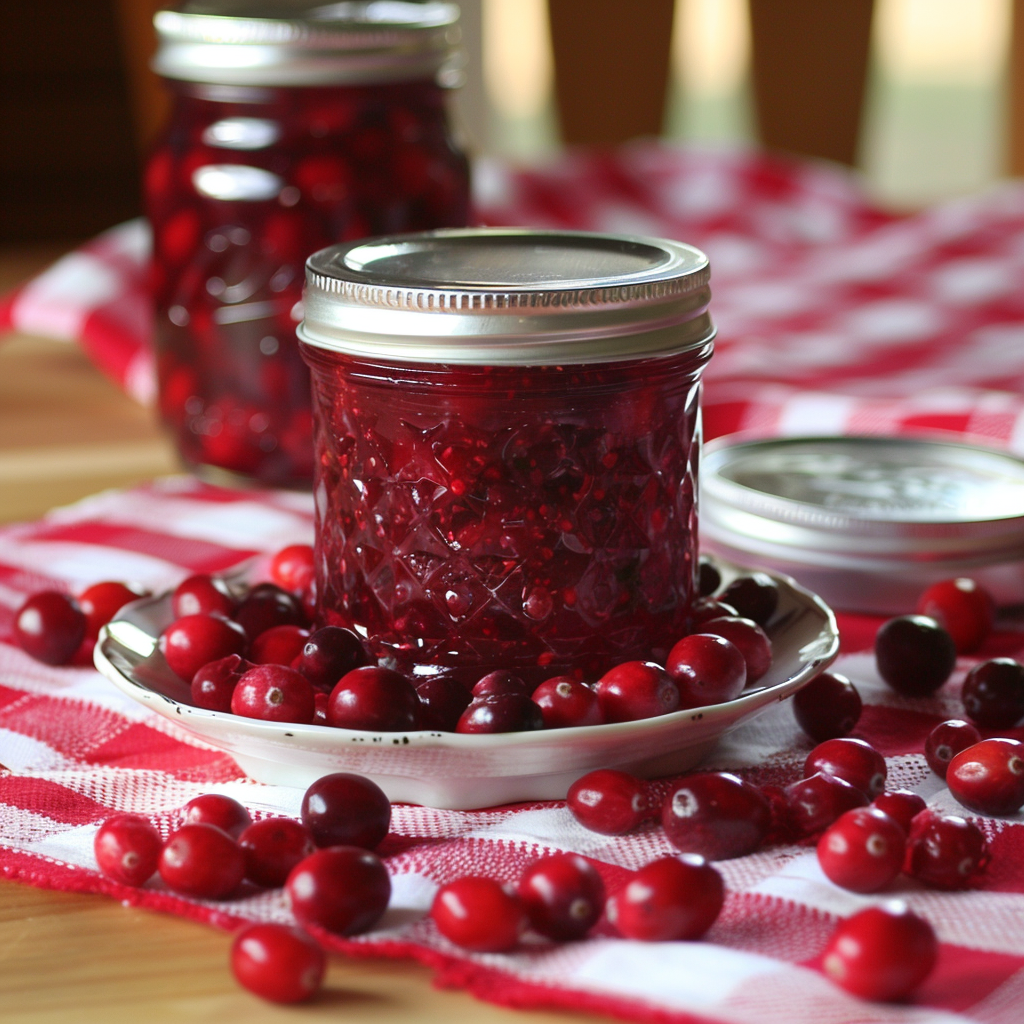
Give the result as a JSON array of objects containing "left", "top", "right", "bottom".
[
  {"left": 298, "top": 228, "right": 714, "bottom": 365},
  {"left": 153, "top": 1, "right": 461, "bottom": 87}
]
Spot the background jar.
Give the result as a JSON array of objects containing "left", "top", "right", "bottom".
[
  {"left": 146, "top": 1, "right": 470, "bottom": 487},
  {"left": 299, "top": 229, "right": 715, "bottom": 687}
]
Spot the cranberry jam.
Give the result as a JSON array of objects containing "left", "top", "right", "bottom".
[
  {"left": 300, "top": 230, "right": 715, "bottom": 686},
  {"left": 146, "top": 2, "right": 469, "bottom": 486}
]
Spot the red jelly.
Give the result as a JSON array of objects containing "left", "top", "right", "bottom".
[
  {"left": 299, "top": 230, "right": 714, "bottom": 684},
  {"left": 146, "top": 3, "right": 469, "bottom": 485}
]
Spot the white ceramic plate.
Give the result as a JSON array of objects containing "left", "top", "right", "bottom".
[{"left": 94, "top": 559, "right": 838, "bottom": 809}]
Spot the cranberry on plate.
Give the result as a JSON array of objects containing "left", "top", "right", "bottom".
[
  {"left": 414, "top": 675, "right": 472, "bottom": 732},
  {"left": 231, "top": 922, "right": 325, "bottom": 1004},
  {"left": 720, "top": 572, "right": 778, "bottom": 626},
  {"left": 662, "top": 772, "right": 771, "bottom": 860},
  {"left": 172, "top": 573, "right": 235, "bottom": 619},
  {"left": 231, "top": 664, "right": 315, "bottom": 724},
  {"left": 295, "top": 625, "right": 366, "bottom": 692},
  {"left": 567, "top": 769, "right": 650, "bottom": 836},
  {"left": 595, "top": 661, "right": 680, "bottom": 723},
  {"left": 699, "top": 615, "right": 772, "bottom": 683},
  {"left": 269, "top": 543, "right": 315, "bottom": 595},
  {"left": 78, "top": 581, "right": 146, "bottom": 639},
  {"left": 326, "top": 666, "right": 419, "bottom": 732},
  {"left": 431, "top": 877, "right": 525, "bottom": 952},
  {"left": 665, "top": 633, "right": 747, "bottom": 708},
  {"left": 161, "top": 613, "right": 247, "bottom": 683},
  {"left": 286, "top": 846, "right": 391, "bottom": 936},
  {"left": 456, "top": 692, "right": 545, "bottom": 734},
  {"left": 190, "top": 653, "right": 252, "bottom": 713},
  {"left": 531, "top": 676, "right": 603, "bottom": 728},
  {"left": 249, "top": 624, "right": 310, "bottom": 666}
]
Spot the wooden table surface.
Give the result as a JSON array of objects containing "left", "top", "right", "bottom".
[{"left": 0, "top": 245, "right": 587, "bottom": 1024}]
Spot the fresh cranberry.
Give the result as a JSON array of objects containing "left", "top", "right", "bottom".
[
  {"left": 472, "top": 671, "right": 529, "bottom": 698},
  {"left": 961, "top": 659, "right": 1024, "bottom": 729},
  {"left": 14, "top": 591, "right": 87, "bottom": 666},
  {"left": 699, "top": 616, "right": 772, "bottom": 683},
  {"left": 783, "top": 772, "right": 868, "bottom": 838},
  {"left": 269, "top": 544, "right": 315, "bottom": 594},
  {"left": 313, "top": 691, "right": 329, "bottom": 723},
  {"left": 689, "top": 597, "right": 740, "bottom": 626},
  {"left": 720, "top": 573, "right": 778, "bottom": 625},
  {"left": 666, "top": 633, "right": 746, "bottom": 708},
  {"left": 172, "top": 574, "right": 235, "bottom": 619},
  {"left": 239, "top": 817, "right": 316, "bottom": 888},
  {"left": 792, "top": 672, "right": 862, "bottom": 742},
  {"left": 904, "top": 810, "right": 989, "bottom": 889},
  {"left": 250, "top": 624, "right": 311, "bottom": 666},
  {"left": 456, "top": 693, "right": 545, "bottom": 733},
  {"left": 182, "top": 793, "right": 252, "bottom": 838},
  {"left": 78, "top": 581, "right": 146, "bottom": 639},
  {"left": 916, "top": 577, "right": 995, "bottom": 654},
  {"left": 871, "top": 790, "right": 926, "bottom": 833},
  {"left": 286, "top": 846, "right": 391, "bottom": 935},
  {"left": 431, "top": 877, "right": 525, "bottom": 952},
  {"left": 608, "top": 854, "right": 724, "bottom": 941},
  {"left": 301, "top": 772, "right": 391, "bottom": 850},
  {"left": 232, "top": 583, "right": 306, "bottom": 639},
  {"left": 822, "top": 902, "right": 938, "bottom": 1001},
  {"left": 162, "top": 614, "right": 248, "bottom": 682},
  {"left": 517, "top": 853, "right": 605, "bottom": 941},
  {"left": 874, "top": 615, "right": 956, "bottom": 697},
  {"left": 414, "top": 675, "right": 471, "bottom": 731},
  {"left": 697, "top": 557, "right": 721, "bottom": 597},
  {"left": 947, "top": 737, "right": 1024, "bottom": 815},
  {"left": 327, "top": 666, "right": 419, "bottom": 731},
  {"left": 805, "top": 737, "right": 887, "bottom": 799},
  {"left": 158, "top": 822, "right": 245, "bottom": 899},
  {"left": 295, "top": 625, "right": 366, "bottom": 691},
  {"left": 93, "top": 813, "right": 162, "bottom": 887},
  {"left": 595, "top": 661, "right": 680, "bottom": 723},
  {"left": 231, "top": 923, "right": 324, "bottom": 1004},
  {"left": 817, "top": 807, "right": 906, "bottom": 893},
  {"left": 191, "top": 653, "right": 252, "bottom": 712},
  {"left": 567, "top": 769, "right": 650, "bottom": 835},
  {"left": 924, "top": 719, "right": 982, "bottom": 779},
  {"left": 532, "top": 676, "right": 602, "bottom": 728},
  {"left": 231, "top": 664, "right": 315, "bottom": 723},
  {"left": 662, "top": 772, "right": 771, "bottom": 859}
]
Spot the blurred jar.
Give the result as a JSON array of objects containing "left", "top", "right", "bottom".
[{"left": 146, "top": 1, "right": 470, "bottom": 486}]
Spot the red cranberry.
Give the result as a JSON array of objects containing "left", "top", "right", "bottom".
[
  {"left": 456, "top": 693, "right": 545, "bottom": 733},
  {"left": 874, "top": 615, "right": 956, "bottom": 697},
  {"left": 78, "top": 581, "right": 146, "bottom": 639},
  {"left": 961, "top": 659, "right": 1024, "bottom": 729},
  {"left": 414, "top": 675, "right": 471, "bottom": 731},
  {"left": 158, "top": 823, "right": 245, "bottom": 899},
  {"left": 313, "top": 691, "right": 328, "bottom": 723},
  {"left": 517, "top": 853, "right": 605, "bottom": 941},
  {"left": 269, "top": 544, "right": 315, "bottom": 594},
  {"left": 916, "top": 577, "right": 994, "bottom": 654},
  {"left": 871, "top": 790, "right": 926, "bottom": 833},
  {"left": 14, "top": 591, "right": 87, "bottom": 666},
  {"left": 697, "top": 557, "right": 721, "bottom": 597},
  {"left": 792, "top": 672, "right": 862, "bottom": 742},
  {"left": 822, "top": 902, "right": 937, "bottom": 1001},
  {"left": 239, "top": 817, "right": 316, "bottom": 888},
  {"left": 472, "top": 670, "right": 529, "bottom": 698},
  {"left": 250, "top": 624, "right": 310, "bottom": 666},
  {"left": 805, "top": 737, "right": 887, "bottom": 799},
  {"left": 689, "top": 597, "right": 740, "bottom": 626},
  {"left": 286, "top": 846, "right": 391, "bottom": 936},
  {"left": 924, "top": 719, "right": 982, "bottom": 779},
  {"left": 699, "top": 616, "right": 772, "bottom": 683},
  {"left": 532, "top": 676, "right": 602, "bottom": 728},
  {"left": 595, "top": 661, "right": 680, "bottom": 723},
  {"left": 904, "top": 810, "right": 989, "bottom": 889},
  {"left": 327, "top": 666, "right": 419, "bottom": 731},
  {"left": 232, "top": 583, "right": 306, "bottom": 639},
  {"left": 567, "top": 769, "right": 650, "bottom": 835},
  {"left": 172, "top": 574, "right": 235, "bottom": 619},
  {"left": 232, "top": 664, "right": 315, "bottom": 724},
  {"left": 608, "top": 854, "right": 724, "bottom": 941},
  {"left": 94, "top": 813, "right": 162, "bottom": 887},
  {"left": 295, "top": 626, "right": 366, "bottom": 692},
  {"left": 784, "top": 772, "right": 868, "bottom": 838},
  {"left": 431, "top": 877, "right": 525, "bottom": 952},
  {"left": 190, "top": 653, "right": 252, "bottom": 713},
  {"left": 947, "top": 737, "right": 1024, "bottom": 815},
  {"left": 817, "top": 807, "right": 906, "bottom": 893},
  {"left": 662, "top": 772, "right": 771, "bottom": 859},
  {"left": 301, "top": 772, "right": 391, "bottom": 850},
  {"left": 666, "top": 633, "right": 747, "bottom": 708},
  {"left": 182, "top": 793, "right": 252, "bottom": 839},
  {"left": 231, "top": 923, "right": 324, "bottom": 1004},
  {"left": 162, "top": 614, "right": 247, "bottom": 683},
  {"left": 721, "top": 573, "right": 778, "bottom": 625}
]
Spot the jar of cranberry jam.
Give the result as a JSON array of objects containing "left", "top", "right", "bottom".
[
  {"left": 146, "top": 2, "right": 469, "bottom": 486},
  {"left": 299, "top": 229, "right": 715, "bottom": 686}
]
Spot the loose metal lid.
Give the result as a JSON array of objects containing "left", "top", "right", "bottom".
[
  {"left": 700, "top": 435, "right": 1024, "bottom": 613},
  {"left": 299, "top": 228, "right": 714, "bottom": 365},
  {"left": 153, "top": 1, "right": 461, "bottom": 86}
]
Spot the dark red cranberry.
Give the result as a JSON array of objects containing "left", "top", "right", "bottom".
[
  {"left": 191, "top": 653, "right": 251, "bottom": 713},
  {"left": 792, "top": 672, "right": 862, "bottom": 742},
  {"left": 517, "top": 853, "right": 605, "bottom": 941},
  {"left": 947, "top": 738, "right": 1024, "bottom": 815},
  {"left": 961, "top": 659, "right": 1024, "bottom": 729},
  {"left": 456, "top": 693, "right": 545, "bottom": 733},
  {"left": 822, "top": 902, "right": 937, "bottom": 1001},
  {"left": 93, "top": 813, "right": 162, "bottom": 887},
  {"left": 286, "top": 846, "right": 391, "bottom": 936},
  {"left": 249, "top": 624, "right": 310, "bottom": 666},
  {"left": 924, "top": 719, "right": 982, "bottom": 779},
  {"left": 697, "top": 557, "right": 721, "bottom": 597},
  {"left": 182, "top": 793, "right": 252, "bottom": 838},
  {"left": 666, "top": 633, "right": 747, "bottom": 708},
  {"left": 239, "top": 817, "right": 316, "bottom": 888},
  {"left": 231, "top": 664, "right": 315, "bottom": 724},
  {"left": 14, "top": 591, "right": 87, "bottom": 666},
  {"left": 532, "top": 676, "right": 602, "bottom": 728},
  {"left": 662, "top": 772, "right": 771, "bottom": 859},
  {"left": 327, "top": 666, "right": 419, "bottom": 731},
  {"left": 414, "top": 675, "right": 472, "bottom": 731},
  {"left": 232, "top": 582, "right": 306, "bottom": 639},
  {"left": 269, "top": 544, "right": 315, "bottom": 594},
  {"left": 904, "top": 810, "right": 989, "bottom": 889},
  {"left": 916, "top": 577, "right": 994, "bottom": 654},
  {"left": 231, "top": 922, "right": 325, "bottom": 1004},
  {"left": 172, "top": 573, "right": 235, "bottom": 619},
  {"left": 162, "top": 614, "right": 247, "bottom": 682},
  {"left": 313, "top": 691, "right": 328, "bottom": 724},
  {"left": 431, "top": 877, "right": 525, "bottom": 952},
  {"left": 874, "top": 615, "right": 956, "bottom": 697},
  {"left": 699, "top": 616, "right": 772, "bottom": 683},
  {"left": 721, "top": 573, "right": 778, "bottom": 625},
  {"left": 567, "top": 769, "right": 650, "bottom": 835},
  {"left": 805, "top": 737, "right": 887, "bottom": 799},
  {"left": 295, "top": 626, "right": 366, "bottom": 692},
  {"left": 608, "top": 854, "right": 724, "bottom": 941},
  {"left": 784, "top": 772, "right": 868, "bottom": 838},
  {"left": 301, "top": 772, "right": 391, "bottom": 850},
  {"left": 817, "top": 807, "right": 906, "bottom": 893},
  {"left": 472, "top": 671, "right": 529, "bottom": 698},
  {"left": 78, "top": 581, "right": 146, "bottom": 639},
  {"left": 595, "top": 661, "right": 680, "bottom": 723},
  {"left": 689, "top": 597, "right": 740, "bottom": 626},
  {"left": 871, "top": 789, "right": 926, "bottom": 833},
  {"left": 158, "top": 822, "right": 245, "bottom": 899}
]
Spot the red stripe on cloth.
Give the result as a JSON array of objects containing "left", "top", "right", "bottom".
[
  {"left": 901, "top": 945, "right": 1024, "bottom": 1013},
  {"left": 81, "top": 722, "right": 242, "bottom": 781},
  {"left": 977, "top": 825, "right": 1024, "bottom": 894},
  {"left": 854, "top": 704, "right": 946, "bottom": 758},
  {"left": 0, "top": 776, "right": 113, "bottom": 825},
  {"left": 0, "top": 693, "right": 129, "bottom": 761}
]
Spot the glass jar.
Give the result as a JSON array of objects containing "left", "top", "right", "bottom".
[
  {"left": 299, "top": 229, "right": 715, "bottom": 686},
  {"left": 146, "top": 2, "right": 470, "bottom": 486}
]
